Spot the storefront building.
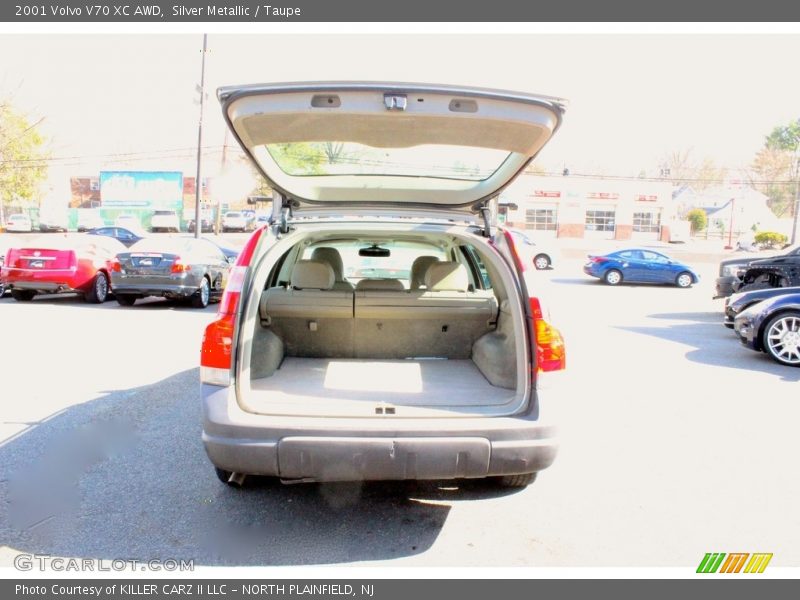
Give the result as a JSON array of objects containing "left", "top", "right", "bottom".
[{"left": 501, "top": 174, "right": 675, "bottom": 241}]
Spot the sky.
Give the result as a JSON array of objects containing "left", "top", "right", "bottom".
[{"left": 2, "top": 33, "right": 800, "bottom": 198}]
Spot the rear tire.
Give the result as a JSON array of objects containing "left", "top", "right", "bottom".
[
  {"left": 115, "top": 294, "right": 137, "bottom": 306},
  {"left": 191, "top": 276, "right": 211, "bottom": 309},
  {"left": 604, "top": 269, "right": 623, "bottom": 286},
  {"left": 496, "top": 473, "right": 537, "bottom": 488},
  {"left": 11, "top": 290, "right": 35, "bottom": 302},
  {"left": 85, "top": 271, "right": 109, "bottom": 303},
  {"left": 534, "top": 254, "right": 551, "bottom": 270}
]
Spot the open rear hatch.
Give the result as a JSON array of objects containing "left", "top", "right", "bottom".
[{"left": 219, "top": 82, "right": 566, "bottom": 221}]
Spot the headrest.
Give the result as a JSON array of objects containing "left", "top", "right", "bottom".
[
  {"left": 310, "top": 247, "right": 345, "bottom": 281},
  {"left": 424, "top": 262, "right": 469, "bottom": 292},
  {"left": 355, "top": 278, "right": 406, "bottom": 291},
  {"left": 291, "top": 260, "right": 334, "bottom": 290},
  {"left": 409, "top": 255, "right": 440, "bottom": 289}
]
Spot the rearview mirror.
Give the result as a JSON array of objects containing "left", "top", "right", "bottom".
[{"left": 359, "top": 245, "right": 391, "bottom": 258}]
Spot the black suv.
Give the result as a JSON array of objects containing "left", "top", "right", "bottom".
[{"left": 715, "top": 244, "right": 800, "bottom": 298}]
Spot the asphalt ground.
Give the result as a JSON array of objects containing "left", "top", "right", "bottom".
[{"left": 0, "top": 241, "right": 798, "bottom": 568}]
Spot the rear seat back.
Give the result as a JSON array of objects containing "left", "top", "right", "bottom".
[
  {"left": 260, "top": 260, "right": 354, "bottom": 358},
  {"left": 353, "top": 262, "right": 498, "bottom": 359}
]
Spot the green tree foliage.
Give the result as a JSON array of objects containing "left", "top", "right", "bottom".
[
  {"left": 686, "top": 208, "right": 707, "bottom": 233},
  {"left": 0, "top": 100, "right": 48, "bottom": 207},
  {"left": 749, "top": 120, "right": 800, "bottom": 218},
  {"left": 754, "top": 231, "right": 788, "bottom": 249}
]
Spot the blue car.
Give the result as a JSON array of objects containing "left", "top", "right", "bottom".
[
  {"left": 583, "top": 249, "right": 699, "bottom": 288},
  {"left": 734, "top": 292, "right": 800, "bottom": 366}
]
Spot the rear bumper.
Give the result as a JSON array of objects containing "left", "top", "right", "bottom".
[
  {"left": 111, "top": 283, "right": 200, "bottom": 298},
  {"left": 201, "top": 385, "right": 558, "bottom": 481},
  {"left": 4, "top": 269, "right": 88, "bottom": 293}
]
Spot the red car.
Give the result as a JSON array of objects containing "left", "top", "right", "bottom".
[{"left": 2, "top": 234, "right": 126, "bottom": 303}]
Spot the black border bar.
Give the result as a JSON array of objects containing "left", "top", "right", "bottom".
[{"left": 4, "top": 0, "right": 800, "bottom": 22}]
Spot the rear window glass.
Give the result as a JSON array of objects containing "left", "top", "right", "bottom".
[
  {"left": 226, "top": 212, "right": 241, "bottom": 217},
  {"left": 302, "top": 241, "right": 448, "bottom": 285},
  {"left": 153, "top": 211, "right": 176, "bottom": 216}
]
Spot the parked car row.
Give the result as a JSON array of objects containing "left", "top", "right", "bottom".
[
  {"left": 0, "top": 232, "right": 239, "bottom": 308},
  {"left": 3, "top": 210, "right": 264, "bottom": 234}
]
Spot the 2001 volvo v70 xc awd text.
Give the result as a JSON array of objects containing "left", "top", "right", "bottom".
[{"left": 199, "top": 82, "right": 567, "bottom": 489}]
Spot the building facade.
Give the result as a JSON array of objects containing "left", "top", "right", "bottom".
[{"left": 501, "top": 174, "right": 675, "bottom": 242}]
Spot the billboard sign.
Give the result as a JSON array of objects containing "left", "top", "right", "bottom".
[{"left": 100, "top": 171, "right": 183, "bottom": 209}]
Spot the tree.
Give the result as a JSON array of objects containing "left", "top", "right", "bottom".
[
  {"left": 658, "top": 149, "right": 727, "bottom": 191},
  {"left": 748, "top": 120, "right": 800, "bottom": 229},
  {"left": 686, "top": 208, "right": 707, "bottom": 233},
  {"left": 0, "top": 100, "right": 48, "bottom": 212}
]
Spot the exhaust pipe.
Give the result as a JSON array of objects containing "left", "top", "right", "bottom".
[{"left": 227, "top": 472, "right": 247, "bottom": 487}]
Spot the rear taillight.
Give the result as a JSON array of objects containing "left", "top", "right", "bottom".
[
  {"left": 111, "top": 259, "right": 121, "bottom": 272},
  {"left": 171, "top": 257, "right": 191, "bottom": 273},
  {"left": 589, "top": 256, "right": 608, "bottom": 264},
  {"left": 529, "top": 297, "right": 566, "bottom": 372},
  {"left": 500, "top": 229, "right": 566, "bottom": 374},
  {"left": 200, "top": 227, "right": 265, "bottom": 386}
]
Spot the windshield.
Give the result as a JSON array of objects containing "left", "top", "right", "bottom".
[{"left": 266, "top": 142, "right": 510, "bottom": 181}]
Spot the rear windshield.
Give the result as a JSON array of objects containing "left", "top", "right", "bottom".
[
  {"left": 266, "top": 142, "right": 510, "bottom": 181},
  {"left": 153, "top": 211, "right": 176, "bottom": 216},
  {"left": 302, "top": 241, "right": 448, "bottom": 285},
  {"left": 226, "top": 212, "right": 242, "bottom": 218}
]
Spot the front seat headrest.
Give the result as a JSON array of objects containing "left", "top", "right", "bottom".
[
  {"left": 424, "top": 262, "right": 469, "bottom": 292},
  {"left": 410, "top": 255, "right": 440, "bottom": 289}
]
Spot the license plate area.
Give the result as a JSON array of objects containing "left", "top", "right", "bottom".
[{"left": 277, "top": 436, "right": 491, "bottom": 481}]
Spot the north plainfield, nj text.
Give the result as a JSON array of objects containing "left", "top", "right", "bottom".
[{"left": 172, "top": 4, "right": 302, "bottom": 17}]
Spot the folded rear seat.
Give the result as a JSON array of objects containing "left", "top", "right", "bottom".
[
  {"left": 353, "top": 262, "right": 499, "bottom": 359},
  {"left": 260, "top": 260, "right": 355, "bottom": 358}
]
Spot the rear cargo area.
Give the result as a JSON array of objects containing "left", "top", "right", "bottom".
[{"left": 238, "top": 239, "right": 526, "bottom": 418}]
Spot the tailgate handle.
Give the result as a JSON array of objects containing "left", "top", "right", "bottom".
[{"left": 384, "top": 94, "right": 407, "bottom": 111}]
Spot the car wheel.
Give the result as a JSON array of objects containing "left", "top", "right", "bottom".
[
  {"left": 0, "top": 282, "right": 5, "bottom": 297},
  {"left": 496, "top": 472, "right": 537, "bottom": 488},
  {"left": 604, "top": 269, "right": 623, "bottom": 286},
  {"left": 762, "top": 311, "right": 800, "bottom": 367},
  {"left": 675, "top": 272, "right": 694, "bottom": 288},
  {"left": 533, "top": 254, "right": 551, "bottom": 270},
  {"left": 739, "top": 282, "right": 773, "bottom": 293},
  {"left": 11, "top": 290, "right": 35, "bottom": 302},
  {"left": 85, "top": 271, "right": 109, "bottom": 303},
  {"left": 192, "top": 277, "right": 211, "bottom": 309},
  {"left": 116, "top": 294, "right": 137, "bottom": 306}
]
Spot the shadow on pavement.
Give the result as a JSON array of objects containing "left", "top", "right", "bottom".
[
  {"left": 0, "top": 368, "right": 518, "bottom": 566},
  {"left": 616, "top": 316, "right": 800, "bottom": 382}
]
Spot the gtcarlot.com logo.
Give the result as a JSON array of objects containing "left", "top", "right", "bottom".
[{"left": 696, "top": 552, "right": 773, "bottom": 573}]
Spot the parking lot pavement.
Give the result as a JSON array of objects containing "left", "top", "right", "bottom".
[{"left": 1, "top": 260, "right": 799, "bottom": 568}]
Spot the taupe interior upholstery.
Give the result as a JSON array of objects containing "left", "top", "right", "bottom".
[
  {"left": 259, "top": 260, "right": 498, "bottom": 361},
  {"left": 410, "top": 255, "right": 440, "bottom": 289},
  {"left": 425, "top": 262, "right": 470, "bottom": 291},
  {"left": 311, "top": 247, "right": 354, "bottom": 291},
  {"left": 291, "top": 260, "right": 335, "bottom": 290},
  {"left": 355, "top": 278, "right": 406, "bottom": 291}
]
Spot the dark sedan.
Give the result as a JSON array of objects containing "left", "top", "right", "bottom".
[
  {"left": 734, "top": 293, "right": 800, "bottom": 366},
  {"left": 723, "top": 286, "right": 800, "bottom": 329},
  {"left": 110, "top": 237, "right": 234, "bottom": 308},
  {"left": 187, "top": 218, "right": 215, "bottom": 233},
  {"left": 87, "top": 226, "right": 145, "bottom": 248},
  {"left": 583, "top": 249, "right": 699, "bottom": 287}
]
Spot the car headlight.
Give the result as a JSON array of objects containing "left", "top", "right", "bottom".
[{"left": 721, "top": 265, "right": 743, "bottom": 277}]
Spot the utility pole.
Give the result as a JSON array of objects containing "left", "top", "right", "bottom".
[
  {"left": 193, "top": 33, "right": 208, "bottom": 239},
  {"left": 725, "top": 197, "right": 735, "bottom": 250}
]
